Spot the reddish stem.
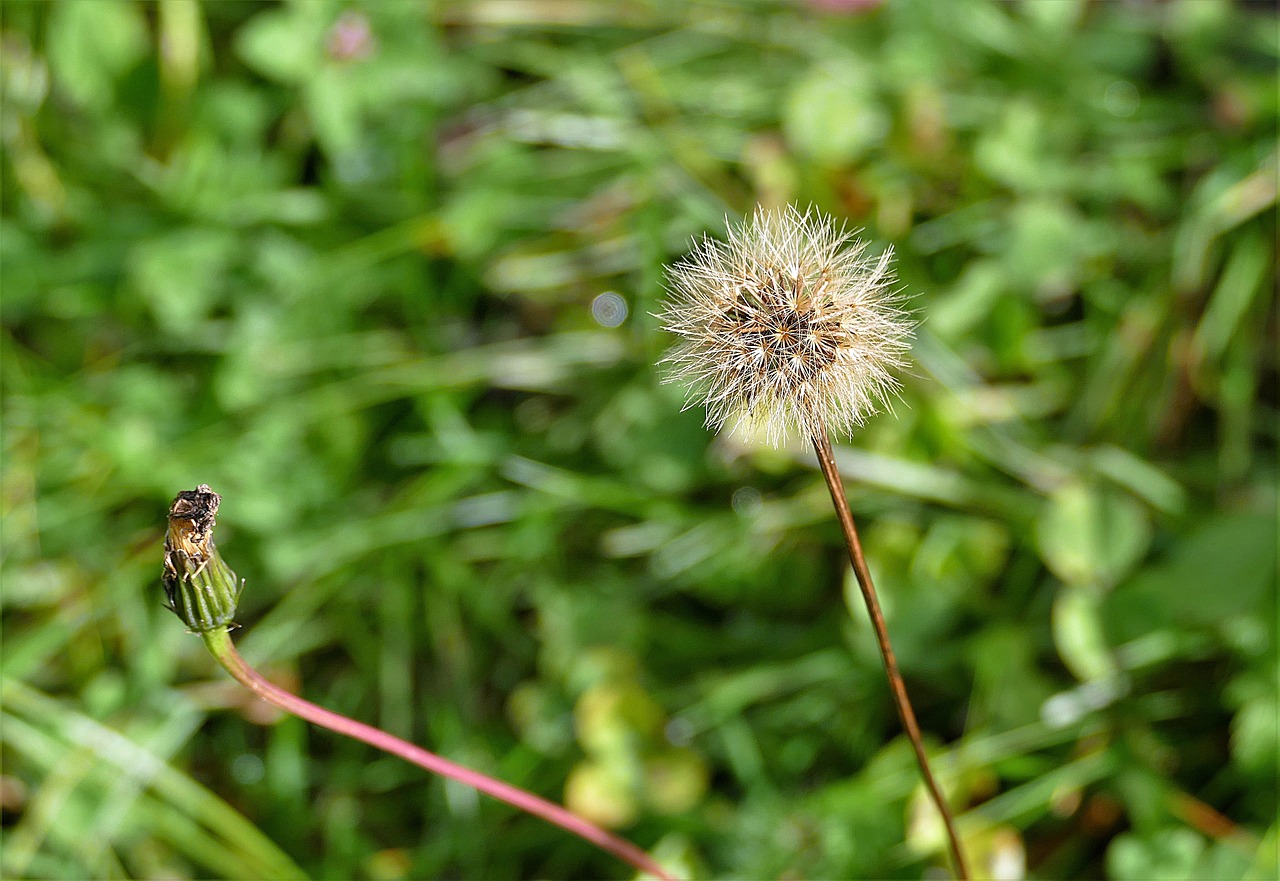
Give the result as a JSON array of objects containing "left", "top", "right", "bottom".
[
  {"left": 811, "top": 430, "right": 971, "bottom": 880},
  {"left": 201, "top": 629, "right": 675, "bottom": 881}
]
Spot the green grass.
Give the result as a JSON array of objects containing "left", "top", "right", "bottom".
[{"left": 2, "top": 1, "right": 1276, "bottom": 879}]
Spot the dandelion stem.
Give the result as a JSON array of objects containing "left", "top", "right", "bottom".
[
  {"left": 811, "top": 429, "right": 971, "bottom": 881},
  {"left": 200, "top": 628, "right": 676, "bottom": 881}
]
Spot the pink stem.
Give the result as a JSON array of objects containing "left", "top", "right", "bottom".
[{"left": 201, "top": 629, "right": 675, "bottom": 881}]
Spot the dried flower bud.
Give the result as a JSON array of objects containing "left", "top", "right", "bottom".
[
  {"left": 163, "top": 485, "right": 242, "bottom": 633},
  {"left": 658, "top": 206, "right": 912, "bottom": 445}
]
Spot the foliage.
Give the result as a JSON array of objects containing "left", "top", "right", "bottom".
[{"left": 2, "top": 1, "right": 1275, "bottom": 879}]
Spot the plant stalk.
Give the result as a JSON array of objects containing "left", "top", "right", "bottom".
[
  {"left": 811, "top": 430, "right": 971, "bottom": 881},
  {"left": 200, "top": 628, "right": 675, "bottom": 881}
]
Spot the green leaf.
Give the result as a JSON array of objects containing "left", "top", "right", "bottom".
[
  {"left": 45, "top": 0, "right": 148, "bottom": 110},
  {"left": 1108, "top": 828, "right": 1254, "bottom": 881},
  {"left": 1037, "top": 481, "right": 1153, "bottom": 587},
  {"left": 1232, "top": 695, "right": 1279, "bottom": 778},
  {"left": 784, "top": 62, "right": 888, "bottom": 165},
  {"left": 234, "top": 6, "right": 327, "bottom": 84},
  {"left": 1053, "top": 584, "right": 1117, "bottom": 682},
  {"left": 1107, "top": 513, "right": 1275, "bottom": 632},
  {"left": 127, "top": 228, "right": 237, "bottom": 335}
]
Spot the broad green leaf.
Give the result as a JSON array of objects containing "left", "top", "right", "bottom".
[
  {"left": 1037, "top": 481, "right": 1153, "bottom": 587},
  {"left": 45, "top": 0, "right": 148, "bottom": 110},
  {"left": 234, "top": 6, "right": 327, "bottom": 84},
  {"left": 1107, "top": 512, "right": 1276, "bottom": 632},
  {"left": 784, "top": 62, "right": 888, "bottom": 165}
]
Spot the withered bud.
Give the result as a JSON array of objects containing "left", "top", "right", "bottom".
[{"left": 163, "top": 485, "right": 242, "bottom": 632}]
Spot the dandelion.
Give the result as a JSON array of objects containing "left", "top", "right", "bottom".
[
  {"left": 161, "top": 487, "right": 675, "bottom": 881},
  {"left": 658, "top": 207, "right": 971, "bottom": 880},
  {"left": 658, "top": 205, "right": 912, "bottom": 447}
]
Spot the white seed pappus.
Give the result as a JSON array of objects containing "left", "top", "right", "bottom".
[{"left": 658, "top": 206, "right": 913, "bottom": 446}]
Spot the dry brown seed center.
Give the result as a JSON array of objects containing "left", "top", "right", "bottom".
[{"left": 720, "top": 297, "right": 845, "bottom": 381}]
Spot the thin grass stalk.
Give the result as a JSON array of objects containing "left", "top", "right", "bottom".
[{"left": 812, "top": 429, "right": 971, "bottom": 881}]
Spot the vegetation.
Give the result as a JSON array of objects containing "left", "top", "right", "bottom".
[{"left": 2, "top": 1, "right": 1275, "bottom": 879}]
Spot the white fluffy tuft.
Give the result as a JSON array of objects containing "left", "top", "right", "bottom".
[{"left": 658, "top": 206, "right": 913, "bottom": 446}]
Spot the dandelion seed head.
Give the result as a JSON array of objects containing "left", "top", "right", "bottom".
[{"left": 658, "top": 206, "right": 913, "bottom": 446}]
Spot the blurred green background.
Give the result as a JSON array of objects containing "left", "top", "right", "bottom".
[{"left": 2, "top": 0, "right": 1276, "bottom": 879}]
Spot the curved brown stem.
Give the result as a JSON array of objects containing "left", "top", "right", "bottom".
[{"left": 812, "top": 430, "right": 972, "bottom": 881}]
